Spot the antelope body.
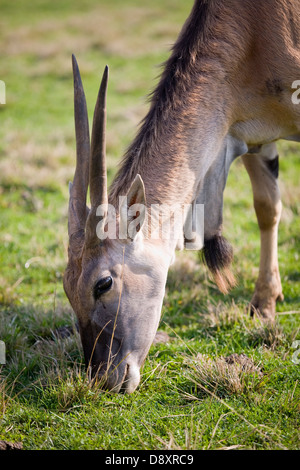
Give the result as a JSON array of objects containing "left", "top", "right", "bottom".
[{"left": 64, "top": 0, "right": 300, "bottom": 393}]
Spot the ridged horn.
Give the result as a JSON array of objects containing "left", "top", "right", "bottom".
[
  {"left": 68, "top": 54, "right": 90, "bottom": 250},
  {"left": 85, "top": 65, "right": 109, "bottom": 247}
]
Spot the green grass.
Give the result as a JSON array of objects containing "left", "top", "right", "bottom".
[{"left": 0, "top": 0, "right": 299, "bottom": 450}]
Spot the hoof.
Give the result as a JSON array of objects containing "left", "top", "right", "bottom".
[{"left": 248, "top": 287, "right": 284, "bottom": 322}]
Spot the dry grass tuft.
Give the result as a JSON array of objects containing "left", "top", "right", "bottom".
[
  {"left": 0, "top": 368, "right": 20, "bottom": 416},
  {"left": 42, "top": 366, "right": 106, "bottom": 412},
  {"left": 0, "top": 372, "right": 9, "bottom": 416},
  {"left": 246, "top": 321, "right": 288, "bottom": 350},
  {"left": 185, "top": 353, "right": 264, "bottom": 399},
  {"left": 203, "top": 300, "right": 247, "bottom": 329}
]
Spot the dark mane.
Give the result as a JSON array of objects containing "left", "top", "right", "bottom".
[{"left": 108, "top": 0, "right": 220, "bottom": 203}]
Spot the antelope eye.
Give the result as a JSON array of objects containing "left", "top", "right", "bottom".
[{"left": 94, "top": 276, "right": 113, "bottom": 299}]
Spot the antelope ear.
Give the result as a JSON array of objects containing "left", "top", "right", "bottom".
[{"left": 119, "top": 174, "right": 146, "bottom": 240}]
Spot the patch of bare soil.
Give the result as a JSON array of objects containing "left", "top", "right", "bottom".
[
  {"left": 224, "top": 353, "right": 263, "bottom": 375},
  {"left": 0, "top": 440, "right": 23, "bottom": 450}
]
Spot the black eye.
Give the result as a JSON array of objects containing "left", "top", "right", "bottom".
[{"left": 94, "top": 276, "right": 113, "bottom": 299}]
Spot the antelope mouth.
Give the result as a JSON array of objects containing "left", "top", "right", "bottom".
[
  {"left": 120, "top": 363, "right": 140, "bottom": 394},
  {"left": 95, "top": 361, "right": 140, "bottom": 394},
  {"left": 120, "top": 364, "right": 130, "bottom": 393}
]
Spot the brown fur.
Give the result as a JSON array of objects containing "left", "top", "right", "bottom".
[
  {"left": 109, "top": 0, "right": 225, "bottom": 205},
  {"left": 65, "top": 0, "right": 300, "bottom": 393},
  {"left": 110, "top": 0, "right": 300, "bottom": 197},
  {"left": 201, "top": 235, "right": 236, "bottom": 294},
  {"left": 108, "top": 0, "right": 298, "bottom": 296},
  {"left": 108, "top": 0, "right": 300, "bottom": 309}
]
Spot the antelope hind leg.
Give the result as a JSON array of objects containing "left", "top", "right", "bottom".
[{"left": 242, "top": 143, "right": 284, "bottom": 321}]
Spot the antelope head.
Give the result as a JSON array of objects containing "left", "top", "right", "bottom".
[{"left": 63, "top": 56, "right": 171, "bottom": 393}]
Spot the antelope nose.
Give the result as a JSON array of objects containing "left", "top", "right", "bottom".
[
  {"left": 96, "top": 361, "right": 140, "bottom": 394},
  {"left": 121, "top": 363, "right": 140, "bottom": 394}
]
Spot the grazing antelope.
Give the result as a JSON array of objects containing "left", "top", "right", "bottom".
[{"left": 64, "top": 0, "right": 300, "bottom": 393}]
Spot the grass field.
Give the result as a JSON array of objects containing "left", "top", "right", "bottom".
[{"left": 0, "top": 0, "right": 299, "bottom": 450}]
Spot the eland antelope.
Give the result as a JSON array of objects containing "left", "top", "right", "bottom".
[{"left": 64, "top": 0, "right": 300, "bottom": 393}]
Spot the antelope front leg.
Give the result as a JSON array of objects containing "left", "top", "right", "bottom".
[{"left": 242, "top": 143, "right": 284, "bottom": 321}]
